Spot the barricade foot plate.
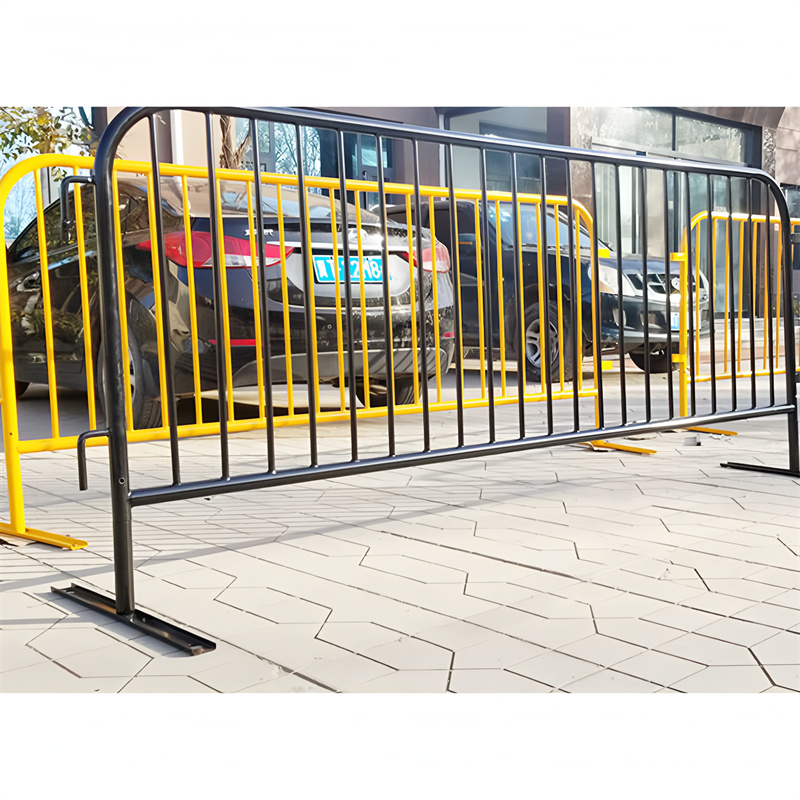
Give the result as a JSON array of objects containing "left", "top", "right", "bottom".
[
  {"left": 588, "top": 440, "right": 657, "bottom": 455},
  {"left": 51, "top": 583, "right": 216, "bottom": 656},
  {"left": 0, "top": 522, "right": 87, "bottom": 550},
  {"left": 686, "top": 426, "right": 739, "bottom": 436},
  {"left": 721, "top": 462, "right": 800, "bottom": 478}
]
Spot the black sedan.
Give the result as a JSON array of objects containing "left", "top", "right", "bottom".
[{"left": 6, "top": 176, "right": 456, "bottom": 428}]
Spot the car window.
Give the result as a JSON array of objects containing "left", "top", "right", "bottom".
[
  {"left": 8, "top": 187, "right": 96, "bottom": 261},
  {"left": 488, "top": 203, "right": 599, "bottom": 250}
]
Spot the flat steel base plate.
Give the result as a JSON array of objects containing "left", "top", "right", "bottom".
[
  {"left": 51, "top": 583, "right": 216, "bottom": 655},
  {"left": 721, "top": 461, "right": 800, "bottom": 478}
]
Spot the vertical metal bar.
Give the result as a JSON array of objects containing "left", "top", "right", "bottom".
[
  {"left": 412, "top": 140, "right": 431, "bottom": 451},
  {"left": 276, "top": 184, "right": 294, "bottom": 416},
  {"left": 111, "top": 175, "right": 135, "bottom": 430},
  {"left": 564, "top": 159, "right": 581, "bottom": 431},
  {"left": 474, "top": 199, "right": 487, "bottom": 399},
  {"left": 250, "top": 119, "right": 276, "bottom": 472},
  {"left": 590, "top": 163, "right": 605, "bottom": 429},
  {"left": 707, "top": 176, "right": 717, "bottom": 413},
  {"left": 355, "top": 195, "right": 370, "bottom": 409},
  {"left": 509, "top": 153, "right": 525, "bottom": 439},
  {"left": 479, "top": 149, "right": 496, "bottom": 442},
  {"left": 539, "top": 156, "right": 554, "bottom": 434},
  {"left": 327, "top": 187, "right": 346, "bottom": 412},
  {"left": 775, "top": 190, "right": 799, "bottom": 472},
  {"left": 405, "top": 192, "right": 420, "bottom": 404},
  {"left": 245, "top": 186, "right": 265, "bottom": 419},
  {"left": 33, "top": 174, "right": 60, "bottom": 438},
  {"left": 294, "top": 125, "right": 318, "bottom": 466},
  {"left": 663, "top": 170, "right": 675, "bottom": 419},
  {"left": 204, "top": 113, "right": 230, "bottom": 479},
  {"left": 640, "top": 167, "right": 651, "bottom": 422},
  {"left": 446, "top": 146, "right": 465, "bottom": 446},
  {"left": 94, "top": 120, "right": 135, "bottom": 616},
  {"left": 72, "top": 174, "right": 97, "bottom": 430},
  {"left": 427, "top": 196, "right": 443, "bottom": 404},
  {"left": 148, "top": 117, "right": 181, "bottom": 485},
  {"left": 614, "top": 164, "right": 627, "bottom": 424},
  {"left": 180, "top": 175, "right": 204, "bottom": 426},
  {"left": 493, "top": 199, "right": 506, "bottom": 398},
  {"left": 774, "top": 214, "right": 782, "bottom": 373},
  {"left": 375, "top": 135, "right": 396, "bottom": 455},
  {"left": 746, "top": 179, "right": 757, "bottom": 408},
  {"left": 684, "top": 172, "right": 697, "bottom": 417},
  {"left": 727, "top": 178, "right": 738, "bottom": 411},
  {"left": 763, "top": 185, "right": 775, "bottom": 406},
  {"left": 336, "top": 130, "right": 359, "bottom": 461}
]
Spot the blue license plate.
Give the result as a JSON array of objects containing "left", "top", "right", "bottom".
[{"left": 313, "top": 255, "right": 384, "bottom": 284}]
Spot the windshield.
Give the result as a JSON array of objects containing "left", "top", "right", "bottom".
[{"left": 487, "top": 202, "right": 602, "bottom": 251}]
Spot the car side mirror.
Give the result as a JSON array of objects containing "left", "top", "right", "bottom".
[{"left": 59, "top": 175, "right": 95, "bottom": 244}]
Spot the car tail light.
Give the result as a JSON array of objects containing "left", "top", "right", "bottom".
[
  {"left": 401, "top": 243, "right": 451, "bottom": 273},
  {"left": 136, "top": 231, "right": 293, "bottom": 269}
]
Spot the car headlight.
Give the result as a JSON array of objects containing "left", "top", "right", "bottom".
[{"left": 589, "top": 263, "right": 634, "bottom": 296}]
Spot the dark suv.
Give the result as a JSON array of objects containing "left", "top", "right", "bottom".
[
  {"left": 388, "top": 199, "right": 709, "bottom": 381},
  {"left": 7, "top": 177, "right": 456, "bottom": 427}
]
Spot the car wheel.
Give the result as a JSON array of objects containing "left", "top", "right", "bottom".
[
  {"left": 629, "top": 347, "right": 676, "bottom": 373},
  {"left": 15, "top": 381, "right": 30, "bottom": 398},
  {"left": 355, "top": 376, "right": 416, "bottom": 408},
  {"left": 96, "top": 330, "right": 162, "bottom": 429},
  {"left": 522, "top": 300, "right": 575, "bottom": 384}
]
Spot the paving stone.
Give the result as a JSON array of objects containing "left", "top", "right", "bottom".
[
  {"left": 352, "top": 670, "right": 450, "bottom": 693},
  {"left": 557, "top": 634, "right": 645, "bottom": 668},
  {"left": 643, "top": 605, "right": 721, "bottom": 633},
  {"left": 594, "top": 618, "right": 685, "bottom": 649},
  {"left": 613, "top": 650, "right": 705, "bottom": 687},
  {"left": 363, "top": 636, "right": 452, "bottom": 670},
  {"left": 670, "top": 666, "right": 773, "bottom": 693},
  {"left": 448, "top": 669, "right": 553, "bottom": 693},
  {"left": 55, "top": 641, "right": 151, "bottom": 678},
  {"left": 192, "top": 656, "right": 284, "bottom": 692},
  {"left": 515, "top": 618, "right": 597, "bottom": 650},
  {"left": 27, "top": 627, "right": 120, "bottom": 661},
  {"left": 120, "top": 676, "right": 219, "bottom": 693},
  {"left": 511, "top": 590, "right": 593, "bottom": 619},
  {"left": 0, "top": 660, "right": 77, "bottom": 692},
  {"left": 656, "top": 633, "right": 759, "bottom": 666},
  {"left": 452, "top": 636, "right": 545, "bottom": 669},
  {"left": 300, "top": 653, "right": 396, "bottom": 691},
  {"left": 693, "top": 616, "right": 782, "bottom": 647},
  {"left": 509, "top": 651, "right": 602, "bottom": 689},
  {"left": 414, "top": 620, "right": 498, "bottom": 651},
  {"left": 733, "top": 602, "right": 800, "bottom": 631},
  {"left": 750, "top": 631, "right": 800, "bottom": 665},
  {"left": 236, "top": 674, "right": 331, "bottom": 693},
  {"left": 591, "top": 594, "right": 671, "bottom": 619},
  {"left": 562, "top": 670, "right": 661, "bottom": 693}
]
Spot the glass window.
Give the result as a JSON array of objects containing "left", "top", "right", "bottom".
[
  {"left": 676, "top": 116, "right": 745, "bottom": 162},
  {"left": 592, "top": 107, "right": 673, "bottom": 151}
]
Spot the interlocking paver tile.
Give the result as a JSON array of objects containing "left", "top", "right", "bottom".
[
  {"left": 594, "top": 618, "right": 685, "bottom": 649},
  {"left": 509, "top": 651, "right": 601, "bottom": 689},
  {"left": 562, "top": 669, "right": 660, "bottom": 693},
  {"left": 363, "top": 636, "right": 452, "bottom": 670},
  {"left": 26, "top": 627, "right": 121, "bottom": 661},
  {"left": 613, "top": 650, "right": 705, "bottom": 687},
  {"left": 670, "top": 666, "right": 772, "bottom": 693},
  {"left": 316, "top": 622, "right": 405, "bottom": 653},
  {"left": 352, "top": 669, "right": 450, "bottom": 693},
  {"left": 452, "top": 636, "right": 545, "bottom": 669},
  {"left": 656, "top": 633, "right": 759, "bottom": 666},
  {"left": 733, "top": 603, "right": 800, "bottom": 631},
  {"left": 762, "top": 665, "right": 800, "bottom": 691},
  {"left": 448, "top": 669, "right": 552, "bottom": 693},
  {"left": 515, "top": 618, "right": 597, "bottom": 650},
  {"left": 642, "top": 604, "right": 721, "bottom": 633},
  {"left": 55, "top": 641, "right": 151, "bottom": 678},
  {"left": 557, "top": 634, "right": 645, "bottom": 668},
  {"left": 414, "top": 620, "right": 498, "bottom": 651},
  {"left": 591, "top": 594, "right": 671, "bottom": 619},
  {"left": 236, "top": 674, "right": 331, "bottom": 692},
  {"left": 750, "top": 631, "right": 800, "bottom": 665},
  {"left": 693, "top": 616, "right": 781, "bottom": 647},
  {"left": 301, "top": 653, "right": 396, "bottom": 691},
  {"left": 120, "top": 676, "right": 219, "bottom": 693},
  {"left": 511, "top": 590, "right": 593, "bottom": 619}
]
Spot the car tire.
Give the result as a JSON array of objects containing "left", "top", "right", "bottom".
[
  {"left": 96, "top": 330, "right": 162, "bottom": 429},
  {"left": 629, "top": 347, "right": 676, "bottom": 373},
  {"left": 355, "top": 376, "right": 416, "bottom": 408},
  {"left": 521, "top": 300, "right": 575, "bottom": 384},
  {"left": 15, "top": 381, "right": 29, "bottom": 398}
]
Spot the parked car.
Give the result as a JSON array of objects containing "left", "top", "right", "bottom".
[
  {"left": 6, "top": 177, "right": 456, "bottom": 428},
  {"left": 387, "top": 199, "right": 709, "bottom": 380}
]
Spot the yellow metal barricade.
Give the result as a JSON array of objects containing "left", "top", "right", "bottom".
[{"left": 1, "top": 153, "right": 631, "bottom": 548}]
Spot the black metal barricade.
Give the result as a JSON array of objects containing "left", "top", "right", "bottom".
[{"left": 53, "top": 107, "right": 799, "bottom": 654}]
